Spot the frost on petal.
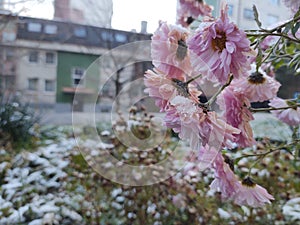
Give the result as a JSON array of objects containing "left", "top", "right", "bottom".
[
  {"left": 151, "top": 22, "right": 192, "bottom": 80},
  {"left": 144, "top": 69, "right": 176, "bottom": 111}
]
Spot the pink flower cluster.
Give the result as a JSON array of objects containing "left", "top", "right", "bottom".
[
  {"left": 206, "top": 147, "right": 274, "bottom": 207},
  {"left": 177, "top": 0, "right": 213, "bottom": 27},
  {"left": 144, "top": 1, "right": 299, "bottom": 207}
]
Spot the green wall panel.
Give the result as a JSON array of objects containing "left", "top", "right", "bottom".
[{"left": 56, "top": 52, "right": 99, "bottom": 103}]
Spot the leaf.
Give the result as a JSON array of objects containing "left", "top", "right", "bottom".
[
  {"left": 292, "top": 21, "right": 300, "bottom": 38},
  {"left": 252, "top": 5, "right": 262, "bottom": 28},
  {"left": 256, "top": 47, "right": 263, "bottom": 69},
  {"left": 293, "top": 7, "right": 300, "bottom": 21}
]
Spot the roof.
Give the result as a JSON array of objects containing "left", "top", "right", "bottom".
[{"left": 16, "top": 16, "right": 152, "bottom": 49}]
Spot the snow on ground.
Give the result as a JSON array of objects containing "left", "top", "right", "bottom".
[{"left": 0, "top": 138, "right": 85, "bottom": 225}]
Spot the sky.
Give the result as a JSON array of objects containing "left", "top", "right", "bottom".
[
  {"left": 6, "top": 0, "right": 178, "bottom": 33},
  {"left": 111, "top": 0, "right": 177, "bottom": 33}
]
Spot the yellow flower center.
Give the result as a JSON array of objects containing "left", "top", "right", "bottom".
[
  {"left": 211, "top": 31, "right": 227, "bottom": 52},
  {"left": 242, "top": 177, "right": 256, "bottom": 187},
  {"left": 248, "top": 72, "right": 266, "bottom": 85}
]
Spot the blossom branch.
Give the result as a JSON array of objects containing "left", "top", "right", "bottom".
[
  {"left": 206, "top": 75, "right": 233, "bottom": 106},
  {"left": 245, "top": 14, "right": 300, "bottom": 36},
  {"left": 235, "top": 140, "right": 298, "bottom": 164},
  {"left": 186, "top": 74, "right": 202, "bottom": 84},
  {"left": 249, "top": 103, "right": 300, "bottom": 113}
]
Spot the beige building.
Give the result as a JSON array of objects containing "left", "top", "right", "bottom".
[
  {"left": 16, "top": 48, "right": 57, "bottom": 105},
  {"left": 216, "top": 0, "right": 293, "bottom": 29}
]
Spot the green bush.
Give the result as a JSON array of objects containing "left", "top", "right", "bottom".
[{"left": 0, "top": 95, "right": 39, "bottom": 150}]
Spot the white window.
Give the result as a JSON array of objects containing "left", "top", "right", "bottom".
[
  {"left": 45, "top": 80, "right": 55, "bottom": 92},
  {"left": 45, "top": 52, "right": 55, "bottom": 64},
  {"left": 74, "top": 27, "right": 87, "bottom": 38},
  {"left": 44, "top": 24, "right": 57, "bottom": 34},
  {"left": 28, "top": 22, "right": 42, "bottom": 32},
  {"left": 115, "top": 33, "right": 127, "bottom": 42},
  {"left": 101, "top": 31, "right": 114, "bottom": 41},
  {"left": 28, "top": 51, "right": 39, "bottom": 63},
  {"left": 5, "top": 48, "right": 14, "bottom": 61},
  {"left": 28, "top": 78, "right": 38, "bottom": 91},
  {"left": 243, "top": 8, "right": 254, "bottom": 20},
  {"left": 228, "top": 4, "right": 234, "bottom": 16},
  {"left": 72, "top": 67, "right": 85, "bottom": 87}
]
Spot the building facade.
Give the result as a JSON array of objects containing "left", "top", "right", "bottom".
[
  {"left": 0, "top": 14, "right": 152, "bottom": 112},
  {"left": 205, "top": 0, "right": 293, "bottom": 29}
]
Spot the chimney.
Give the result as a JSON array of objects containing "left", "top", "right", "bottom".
[
  {"left": 54, "top": 0, "right": 71, "bottom": 21},
  {"left": 140, "top": 21, "right": 147, "bottom": 33}
]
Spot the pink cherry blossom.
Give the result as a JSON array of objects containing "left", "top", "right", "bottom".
[
  {"left": 166, "top": 96, "right": 204, "bottom": 150},
  {"left": 144, "top": 69, "right": 177, "bottom": 112},
  {"left": 151, "top": 22, "right": 192, "bottom": 80},
  {"left": 210, "top": 152, "right": 241, "bottom": 199},
  {"left": 210, "top": 155, "right": 274, "bottom": 207},
  {"left": 269, "top": 97, "right": 300, "bottom": 126},
  {"left": 217, "top": 86, "right": 256, "bottom": 147},
  {"left": 204, "top": 111, "right": 240, "bottom": 149},
  {"left": 233, "top": 177, "right": 275, "bottom": 207},
  {"left": 232, "top": 65, "right": 281, "bottom": 103},
  {"left": 177, "top": 0, "right": 213, "bottom": 27},
  {"left": 188, "top": 4, "right": 253, "bottom": 85}
]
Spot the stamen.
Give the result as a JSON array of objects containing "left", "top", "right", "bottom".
[
  {"left": 242, "top": 177, "right": 256, "bottom": 187},
  {"left": 211, "top": 31, "right": 227, "bottom": 52},
  {"left": 248, "top": 72, "right": 266, "bottom": 84}
]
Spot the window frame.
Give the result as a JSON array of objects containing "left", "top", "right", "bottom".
[
  {"left": 44, "top": 24, "right": 58, "bottom": 34},
  {"left": 27, "top": 22, "right": 42, "bottom": 33},
  {"left": 45, "top": 52, "right": 56, "bottom": 64},
  {"left": 72, "top": 67, "right": 85, "bottom": 87},
  {"left": 28, "top": 78, "right": 38, "bottom": 91},
  {"left": 28, "top": 51, "right": 39, "bottom": 63},
  {"left": 44, "top": 79, "right": 56, "bottom": 92},
  {"left": 74, "top": 26, "right": 87, "bottom": 38}
]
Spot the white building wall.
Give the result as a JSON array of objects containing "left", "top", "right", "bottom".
[
  {"left": 16, "top": 48, "right": 57, "bottom": 105},
  {"left": 225, "top": 0, "right": 293, "bottom": 30}
]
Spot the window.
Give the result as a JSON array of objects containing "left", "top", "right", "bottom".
[
  {"left": 28, "top": 51, "right": 39, "bottom": 63},
  {"left": 243, "top": 8, "right": 254, "bottom": 20},
  {"left": 45, "top": 52, "right": 55, "bottom": 64},
  {"left": 269, "top": 0, "right": 280, "bottom": 5},
  {"left": 267, "top": 14, "right": 279, "bottom": 26},
  {"left": 115, "top": 33, "right": 127, "bottom": 42},
  {"left": 228, "top": 4, "right": 234, "bottom": 16},
  {"left": 44, "top": 24, "right": 57, "bottom": 34},
  {"left": 101, "top": 31, "right": 114, "bottom": 41},
  {"left": 45, "top": 80, "right": 55, "bottom": 92},
  {"left": 74, "top": 27, "right": 87, "bottom": 38},
  {"left": 72, "top": 67, "right": 85, "bottom": 87},
  {"left": 28, "top": 78, "right": 38, "bottom": 91},
  {"left": 0, "top": 76, "right": 15, "bottom": 90},
  {"left": 28, "top": 22, "right": 42, "bottom": 32},
  {"left": 5, "top": 48, "right": 14, "bottom": 61}
]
